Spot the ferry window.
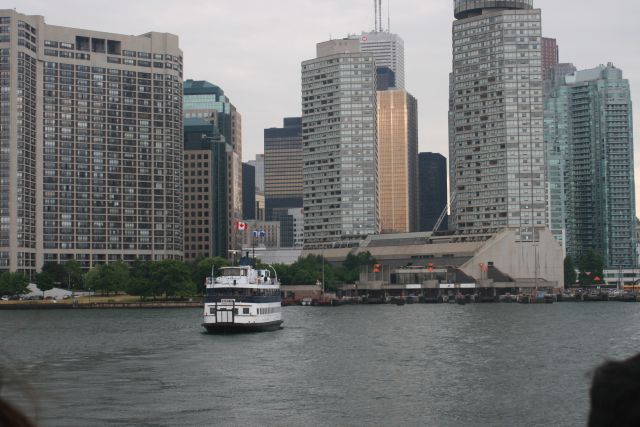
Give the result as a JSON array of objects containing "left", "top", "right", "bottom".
[
  {"left": 243, "top": 308, "right": 249, "bottom": 315},
  {"left": 233, "top": 309, "right": 238, "bottom": 315},
  {"left": 221, "top": 268, "right": 247, "bottom": 276},
  {"left": 209, "top": 307, "right": 215, "bottom": 315}
]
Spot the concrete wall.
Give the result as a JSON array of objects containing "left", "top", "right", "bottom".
[{"left": 461, "top": 228, "right": 564, "bottom": 288}]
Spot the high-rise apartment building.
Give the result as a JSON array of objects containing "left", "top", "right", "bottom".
[
  {"left": 184, "top": 80, "right": 242, "bottom": 257},
  {"left": 0, "top": 10, "right": 184, "bottom": 275},
  {"left": 543, "top": 85, "right": 569, "bottom": 252},
  {"left": 301, "top": 39, "right": 378, "bottom": 249},
  {"left": 418, "top": 153, "right": 448, "bottom": 232},
  {"left": 447, "top": 73, "right": 457, "bottom": 231},
  {"left": 377, "top": 90, "right": 418, "bottom": 234},
  {"left": 264, "top": 118, "right": 303, "bottom": 220},
  {"left": 545, "top": 63, "right": 636, "bottom": 268},
  {"left": 450, "top": 0, "right": 546, "bottom": 242},
  {"left": 355, "top": 31, "right": 405, "bottom": 90},
  {"left": 541, "top": 37, "right": 559, "bottom": 81}
]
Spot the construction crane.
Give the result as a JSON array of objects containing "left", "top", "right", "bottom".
[{"left": 432, "top": 191, "right": 456, "bottom": 235}]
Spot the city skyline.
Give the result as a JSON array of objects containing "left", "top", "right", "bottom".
[{"left": 7, "top": 0, "right": 640, "bottom": 217}]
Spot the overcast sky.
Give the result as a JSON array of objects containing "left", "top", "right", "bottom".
[{"left": 10, "top": 0, "right": 640, "bottom": 214}]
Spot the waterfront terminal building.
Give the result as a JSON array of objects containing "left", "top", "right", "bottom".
[
  {"left": 0, "top": 10, "right": 184, "bottom": 276},
  {"left": 306, "top": 228, "right": 564, "bottom": 293}
]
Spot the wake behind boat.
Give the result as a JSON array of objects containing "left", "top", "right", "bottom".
[{"left": 202, "top": 256, "right": 283, "bottom": 333}]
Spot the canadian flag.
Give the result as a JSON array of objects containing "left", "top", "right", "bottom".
[{"left": 235, "top": 221, "right": 248, "bottom": 231}]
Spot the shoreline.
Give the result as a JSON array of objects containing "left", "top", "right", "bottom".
[{"left": 0, "top": 301, "right": 203, "bottom": 310}]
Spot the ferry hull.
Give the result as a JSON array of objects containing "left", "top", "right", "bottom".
[{"left": 202, "top": 320, "right": 283, "bottom": 334}]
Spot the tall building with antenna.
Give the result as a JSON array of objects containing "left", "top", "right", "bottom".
[
  {"left": 450, "top": 0, "right": 546, "bottom": 242},
  {"left": 352, "top": 0, "right": 405, "bottom": 89}
]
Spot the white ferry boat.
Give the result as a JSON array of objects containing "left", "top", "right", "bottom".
[{"left": 202, "top": 259, "right": 283, "bottom": 333}]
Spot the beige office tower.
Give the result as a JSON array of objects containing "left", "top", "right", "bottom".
[
  {"left": 377, "top": 90, "right": 418, "bottom": 233},
  {"left": 450, "top": 0, "right": 546, "bottom": 242},
  {"left": 0, "top": 10, "right": 184, "bottom": 275},
  {"left": 229, "top": 110, "right": 243, "bottom": 253}
]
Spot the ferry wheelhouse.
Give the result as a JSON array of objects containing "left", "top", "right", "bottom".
[{"left": 202, "top": 261, "right": 283, "bottom": 333}]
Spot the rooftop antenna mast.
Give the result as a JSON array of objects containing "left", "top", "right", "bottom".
[
  {"left": 373, "top": 0, "right": 378, "bottom": 31},
  {"left": 378, "top": 0, "right": 383, "bottom": 31},
  {"left": 387, "top": 0, "right": 391, "bottom": 32}
]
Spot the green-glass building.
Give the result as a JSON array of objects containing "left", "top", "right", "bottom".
[
  {"left": 183, "top": 119, "right": 228, "bottom": 260},
  {"left": 183, "top": 80, "right": 243, "bottom": 261},
  {"left": 545, "top": 63, "right": 636, "bottom": 268}
]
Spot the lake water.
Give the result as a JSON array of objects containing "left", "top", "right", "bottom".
[{"left": 1, "top": 303, "right": 639, "bottom": 426}]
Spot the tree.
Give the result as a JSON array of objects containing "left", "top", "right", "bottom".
[
  {"left": 41, "top": 262, "right": 68, "bottom": 287},
  {"left": 85, "top": 262, "right": 130, "bottom": 295},
  {"left": 102, "top": 262, "right": 131, "bottom": 294},
  {"left": 64, "top": 259, "right": 84, "bottom": 290},
  {"left": 337, "top": 252, "right": 376, "bottom": 284},
  {"left": 281, "top": 255, "right": 337, "bottom": 289},
  {"left": 127, "top": 260, "right": 155, "bottom": 300},
  {"left": 34, "top": 271, "right": 55, "bottom": 297},
  {"left": 0, "top": 272, "right": 29, "bottom": 296},
  {"left": 564, "top": 255, "right": 577, "bottom": 288},
  {"left": 150, "top": 260, "right": 196, "bottom": 299},
  {"left": 126, "top": 275, "right": 154, "bottom": 300},
  {"left": 271, "top": 264, "right": 291, "bottom": 286},
  {"left": 578, "top": 250, "right": 604, "bottom": 286},
  {"left": 84, "top": 267, "right": 102, "bottom": 294},
  {"left": 191, "top": 257, "right": 230, "bottom": 294}
]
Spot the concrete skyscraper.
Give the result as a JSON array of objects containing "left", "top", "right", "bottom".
[
  {"left": 355, "top": 31, "right": 405, "bottom": 90},
  {"left": 301, "top": 39, "right": 378, "bottom": 249},
  {"left": 0, "top": 10, "right": 184, "bottom": 275},
  {"left": 541, "top": 37, "right": 559, "bottom": 81},
  {"left": 545, "top": 63, "right": 636, "bottom": 268},
  {"left": 450, "top": 0, "right": 546, "bottom": 242},
  {"left": 377, "top": 90, "right": 418, "bottom": 234}
]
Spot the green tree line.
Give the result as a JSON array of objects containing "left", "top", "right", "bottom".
[
  {"left": 5, "top": 252, "right": 374, "bottom": 298},
  {"left": 0, "top": 272, "right": 29, "bottom": 296},
  {"left": 270, "top": 252, "right": 376, "bottom": 291},
  {"left": 564, "top": 249, "right": 605, "bottom": 288},
  {"left": 32, "top": 257, "right": 231, "bottom": 299}
]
